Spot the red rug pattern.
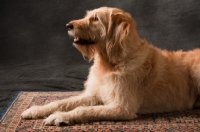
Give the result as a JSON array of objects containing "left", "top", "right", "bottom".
[{"left": 0, "top": 92, "right": 200, "bottom": 131}]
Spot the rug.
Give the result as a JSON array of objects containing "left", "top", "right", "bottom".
[{"left": 0, "top": 92, "right": 200, "bottom": 132}]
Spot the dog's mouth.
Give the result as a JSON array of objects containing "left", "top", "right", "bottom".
[{"left": 73, "top": 37, "right": 95, "bottom": 45}]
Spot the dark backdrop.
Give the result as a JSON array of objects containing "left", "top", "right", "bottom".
[{"left": 0, "top": 0, "right": 200, "bottom": 114}]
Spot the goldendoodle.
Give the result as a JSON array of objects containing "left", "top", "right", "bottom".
[{"left": 21, "top": 7, "right": 200, "bottom": 126}]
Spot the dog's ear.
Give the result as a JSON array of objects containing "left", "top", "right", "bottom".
[{"left": 106, "top": 11, "right": 131, "bottom": 63}]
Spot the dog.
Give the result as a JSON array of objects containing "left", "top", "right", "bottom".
[{"left": 21, "top": 7, "right": 200, "bottom": 126}]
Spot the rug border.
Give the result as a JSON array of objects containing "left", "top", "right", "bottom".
[{"left": 0, "top": 91, "right": 21, "bottom": 121}]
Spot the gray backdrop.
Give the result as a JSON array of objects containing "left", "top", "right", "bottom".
[{"left": 0, "top": 0, "right": 200, "bottom": 115}]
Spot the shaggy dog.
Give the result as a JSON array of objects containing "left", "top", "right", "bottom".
[{"left": 21, "top": 7, "right": 200, "bottom": 126}]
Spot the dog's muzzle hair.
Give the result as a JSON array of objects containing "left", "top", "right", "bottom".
[
  {"left": 67, "top": 23, "right": 92, "bottom": 45},
  {"left": 66, "top": 22, "right": 96, "bottom": 45}
]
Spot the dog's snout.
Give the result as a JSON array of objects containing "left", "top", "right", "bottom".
[{"left": 66, "top": 23, "right": 74, "bottom": 30}]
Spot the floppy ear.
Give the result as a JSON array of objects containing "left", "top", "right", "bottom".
[{"left": 106, "top": 12, "right": 130, "bottom": 63}]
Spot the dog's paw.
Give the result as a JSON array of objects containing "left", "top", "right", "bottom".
[
  {"left": 44, "top": 112, "right": 70, "bottom": 126},
  {"left": 21, "top": 105, "right": 43, "bottom": 119}
]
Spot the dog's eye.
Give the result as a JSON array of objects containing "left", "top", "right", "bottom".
[
  {"left": 92, "top": 16, "right": 98, "bottom": 21},
  {"left": 94, "top": 16, "right": 98, "bottom": 21}
]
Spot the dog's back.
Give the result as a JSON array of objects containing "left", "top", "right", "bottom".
[{"left": 138, "top": 46, "right": 200, "bottom": 114}]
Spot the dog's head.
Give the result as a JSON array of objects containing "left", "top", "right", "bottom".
[{"left": 67, "top": 7, "right": 140, "bottom": 63}]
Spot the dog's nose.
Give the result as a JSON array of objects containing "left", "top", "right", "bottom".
[{"left": 66, "top": 23, "right": 74, "bottom": 30}]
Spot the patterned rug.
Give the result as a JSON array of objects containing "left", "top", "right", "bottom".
[{"left": 0, "top": 92, "right": 200, "bottom": 132}]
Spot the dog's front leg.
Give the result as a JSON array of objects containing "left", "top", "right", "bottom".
[
  {"left": 44, "top": 105, "right": 137, "bottom": 126},
  {"left": 21, "top": 93, "right": 99, "bottom": 119}
]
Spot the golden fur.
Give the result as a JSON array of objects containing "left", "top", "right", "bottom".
[{"left": 21, "top": 7, "right": 200, "bottom": 126}]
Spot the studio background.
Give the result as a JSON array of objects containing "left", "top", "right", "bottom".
[{"left": 0, "top": 0, "right": 200, "bottom": 114}]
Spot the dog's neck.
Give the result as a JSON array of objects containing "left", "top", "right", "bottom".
[
  {"left": 92, "top": 53, "right": 114, "bottom": 76},
  {"left": 92, "top": 40, "right": 150, "bottom": 75}
]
